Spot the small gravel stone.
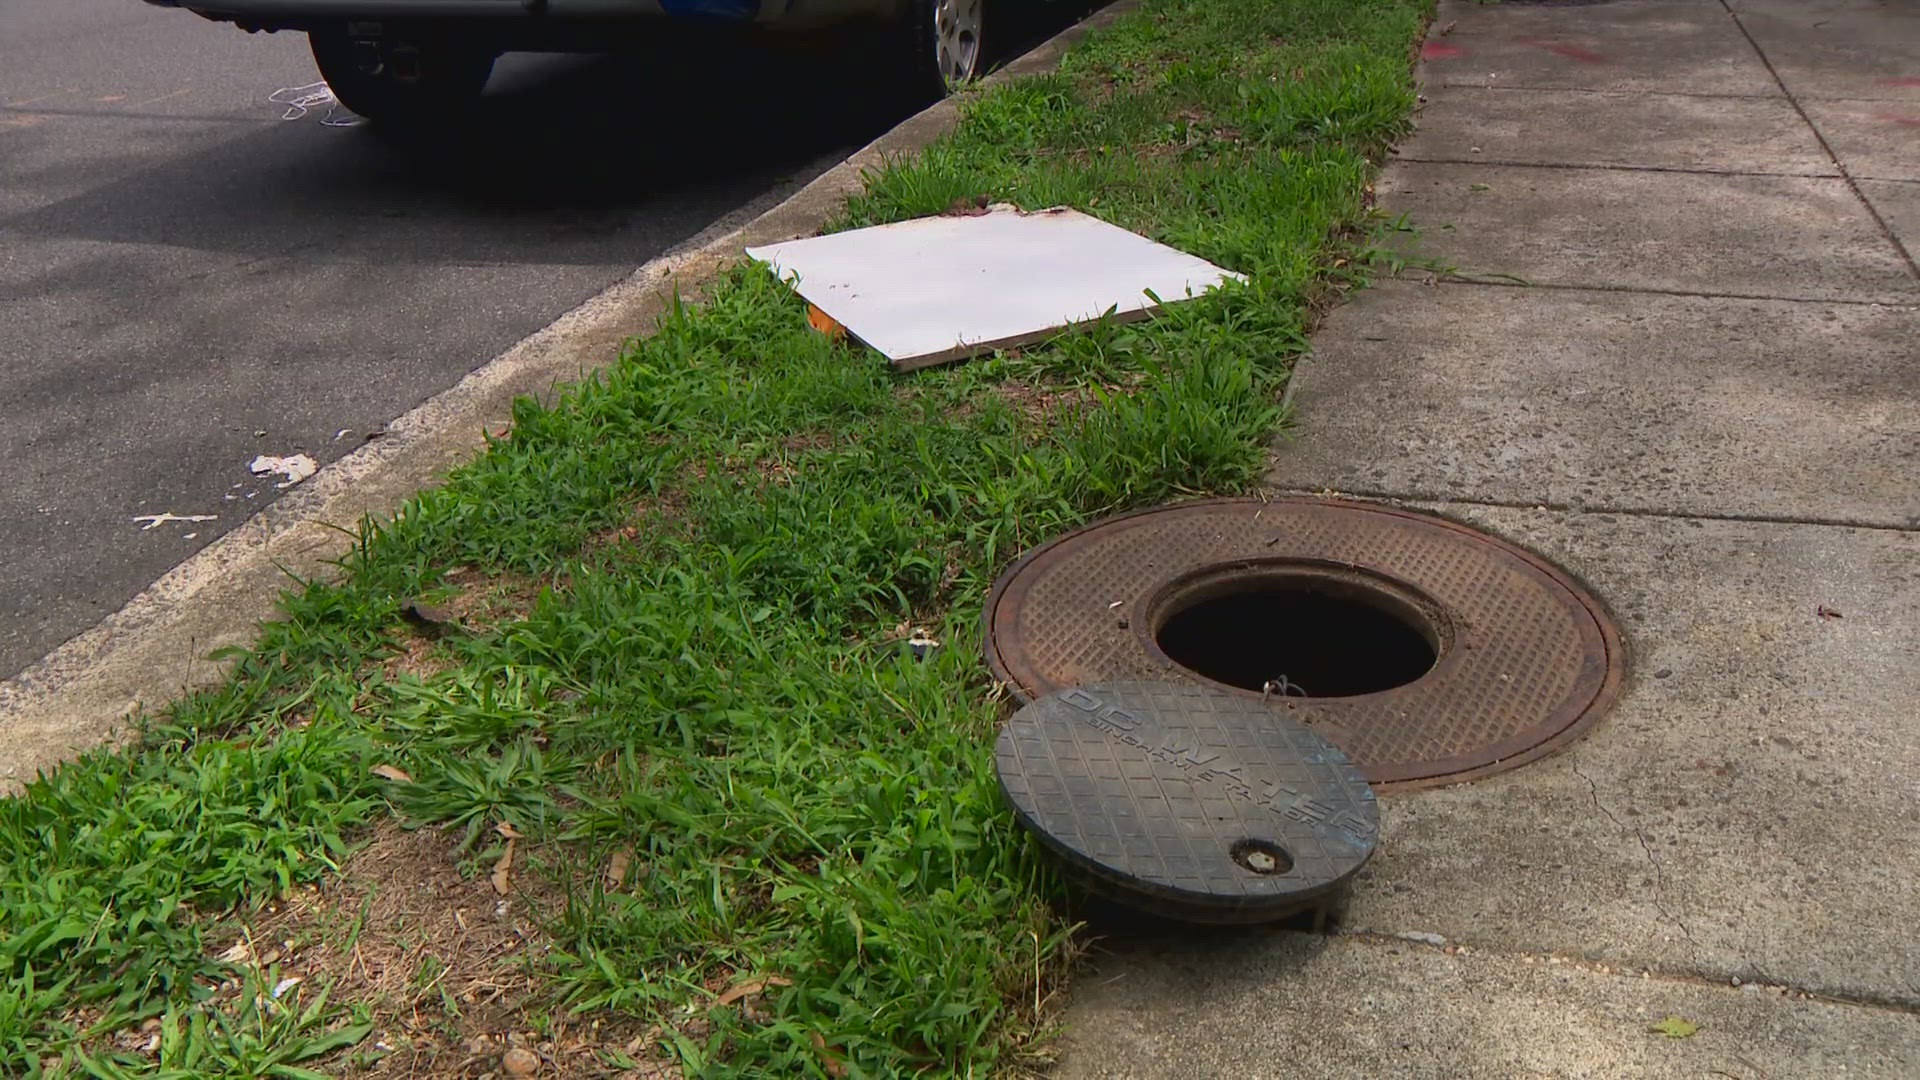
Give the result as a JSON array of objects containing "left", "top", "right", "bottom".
[{"left": 503, "top": 1047, "right": 541, "bottom": 1077}]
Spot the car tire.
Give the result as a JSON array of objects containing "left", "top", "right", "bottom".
[
  {"left": 309, "top": 25, "right": 496, "bottom": 126},
  {"left": 901, "top": 0, "right": 985, "bottom": 99}
]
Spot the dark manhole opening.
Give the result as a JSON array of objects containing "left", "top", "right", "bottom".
[{"left": 1153, "top": 573, "right": 1438, "bottom": 698}]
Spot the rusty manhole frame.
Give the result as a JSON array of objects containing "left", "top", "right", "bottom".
[{"left": 984, "top": 497, "right": 1627, "bottom": 792}]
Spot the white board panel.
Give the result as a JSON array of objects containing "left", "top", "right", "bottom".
[{"left": 747, "top": 206, "right": 1245, "bottom": 369}]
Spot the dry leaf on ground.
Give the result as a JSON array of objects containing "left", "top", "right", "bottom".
[
  {"left": 491, "top": 839, "right": 516, "bottom": 896},
  {"left": 606, "top": 849, "right": 633, "bottom": 890},
  {"left": 715, "top": 976, "right": 792, "bottom": 1008},
  {"left": 809, "top": 1032, "right": 849, "bottom": 1078},
  {"left": 1650, "top": 1015, "right": 1700, "bottom": 1039}
]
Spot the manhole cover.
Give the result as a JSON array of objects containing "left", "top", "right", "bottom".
[
  {"left": 985, "top": 498, "right": 1625, "bottom": 791},
  {"left": 996, "top": 682, "right": 1377, "bottom": 924}
]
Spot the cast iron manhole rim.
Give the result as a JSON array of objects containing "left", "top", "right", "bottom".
[{"left": 984, "top": 497, "right": 1627, "bottom": 792}]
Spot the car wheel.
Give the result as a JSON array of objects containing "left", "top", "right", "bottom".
[
  {"left": 309, "top": 25, "right": 495, "bottom": 126},
  {"left": 903, "top": 0, "right": 985, "bottom": 98}
]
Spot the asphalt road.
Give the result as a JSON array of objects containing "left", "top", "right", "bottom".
[{"left": 0, "top": 1, "right": 1093, "bottom": 682}]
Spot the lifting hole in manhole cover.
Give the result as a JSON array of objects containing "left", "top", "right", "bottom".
[
  {"left": 984, "top": 498, "right": 1626, "bottom": 791},
  {"left": 1148, "top": 563, "right": 1442, "bottom": 698},
  {"left": 1229, "top": 838, "right": 1294, "bottom": 876}
]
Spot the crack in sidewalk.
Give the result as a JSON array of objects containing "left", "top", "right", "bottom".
[
  {"left": 1336, "top": 929, "right": 1920, "bottom": 1017},
  {"left": 1395, "top": 155, "right": 1842, "bottom": 181},
  {"left": 1263, "top": 486, "right": 1920, "bottom": 537},
  {"left": 1419, "top": 274, "right": 1920, "bottom": 310},
  {"left": 1569, "top": 756, "right": 1702, "bottom": 960},
  {"left": 1720, "top": 0, "right": 1920, "bottom": 281}
]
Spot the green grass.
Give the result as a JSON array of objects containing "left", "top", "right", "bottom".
[{"left": 0, "top": 1, "right": 1429, "bottom": 1075}]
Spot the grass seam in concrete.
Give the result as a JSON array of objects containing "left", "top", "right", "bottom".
[{"left": 0, "top": 0, "right": 1143, "bottom": 792}]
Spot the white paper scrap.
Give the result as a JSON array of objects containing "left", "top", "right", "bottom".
[{"left": 249, "top": 453, "right": 318, "bottom": 489}]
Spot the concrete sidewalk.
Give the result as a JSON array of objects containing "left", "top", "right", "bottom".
[{"left": 1056, "top": 1, "right": 1920, "bottom": 1076}]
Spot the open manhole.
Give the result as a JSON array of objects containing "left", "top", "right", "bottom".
[
  {"left": 985, "top": 498, "right": 1625, "bottom": 791},
  {"left": 996, "top": 681, "right": 1377, "bottom": 924}
]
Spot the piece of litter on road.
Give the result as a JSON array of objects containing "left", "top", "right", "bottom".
[
  {"left": 334, "top": 428, "right": 352, "bottom": 441},
  {"left": 746, "top": 204, "right": 1245, "bottom": 370},
  {"left": 133, "top": 513, "right": 217, "bottom": 531},
  {"left": 249, "top": 453, "right": 318, "bottom": 488},
  {"left": 269, "top": 81, "right": 331, "bottom": 119},
  {"left": 268, "top": 81, "right": 362, "bottom": 127}
]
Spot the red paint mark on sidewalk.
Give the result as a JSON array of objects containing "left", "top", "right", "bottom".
[
  {"left": 1517, "top": 38, "right": 1610, "bottom": 64},
  {"left": 1879, "top": 76, "right": 1920, "bottom": 88},
  {"left": 1876, "top": 112, "right": 1920, "bottom": 127},
  {"left": 1423, "top": 42, "right": 1467, "bottom": 60}
]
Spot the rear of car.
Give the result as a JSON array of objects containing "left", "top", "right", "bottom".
[{"left": 139, "top": 0, "right": 985, "bottom": 124}]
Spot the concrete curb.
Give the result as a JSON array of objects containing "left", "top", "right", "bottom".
[{"left": 0, "top": 0, "right": 1144, "bottom": 789}]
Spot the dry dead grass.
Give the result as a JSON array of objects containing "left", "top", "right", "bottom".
[
  {"left": 434, "top": 570, "right": 549, "bottom": 633},
  {"left": 213, "top": 824, "right": 673, "bottom": 1079}
]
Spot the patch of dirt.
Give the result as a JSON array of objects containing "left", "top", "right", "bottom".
[
  {"left": 434, "top": 571, "right": 549, "bottom": 633},
  {"left": 778, "top": 430, "right": 837, "bottom": 456},
  {"left": 993, "top": 375, "right": 1148, "bottom": 426},
  {"left": 893, "top": 373, "right": 1142, "bottom": 436},
  {"left": 373, "top": 572, "right": 552, "bottom": 683},
  {"left": 992, "top": 381, "right": 1098, "bottom": 424},
  {"left": 580, "top": 475, "right": 705, "bottom": 566},
  {"left": 382, "top": 633, "right": 456, "bottom": 683},
  {"left": 696, "top": 430, "right": 847, "bottom": 492},
  {"left": 214, "top": 823, "right": 675, "bottom": 1079}
]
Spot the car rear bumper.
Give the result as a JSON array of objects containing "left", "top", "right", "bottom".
[{"left": 143, "top": 0, "right": 903, "bottom": 28}]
